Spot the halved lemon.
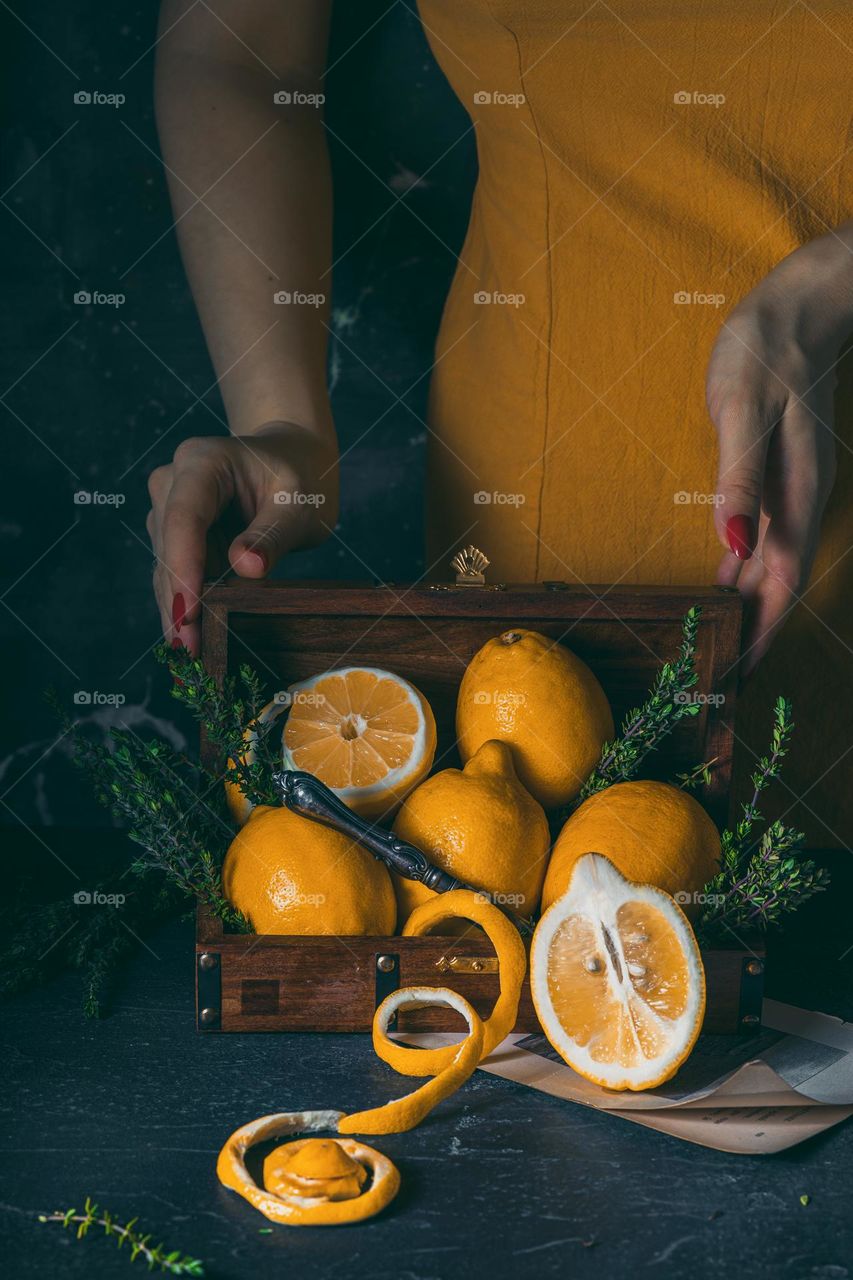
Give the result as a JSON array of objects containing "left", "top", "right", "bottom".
[
  {"left": 531, "top": 853, "right": 705, "bottom": 1091},
  {"left": 281, "top": 667, "right": 437, "bottom": 820}
]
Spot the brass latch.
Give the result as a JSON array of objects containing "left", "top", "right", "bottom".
[
  {"left": 428, "top": 545, "right": 506, "bottom": 592},
  {"left": 436, "top": 955, "right": 499, "bottom": 975}
]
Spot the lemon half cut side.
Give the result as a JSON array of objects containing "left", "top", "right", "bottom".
[{"left": 531, "top": 853, "right": 706, "bottom": 1092}]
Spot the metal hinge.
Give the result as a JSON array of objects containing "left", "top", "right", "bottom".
[{"left": 436, "top": 955, "right": 499, "bottom": 975}]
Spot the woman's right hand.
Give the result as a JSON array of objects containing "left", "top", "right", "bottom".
[{"left": 147, "top": 421, "right": 338, "bottom": 656}]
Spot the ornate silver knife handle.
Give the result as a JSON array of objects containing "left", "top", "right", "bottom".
[{"left": 273, "top": 769, "right": 535, "bottom": 937}]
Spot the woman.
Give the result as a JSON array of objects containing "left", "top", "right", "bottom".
[{"left": 148, "top": 0, "right": 853, "bottom": 845}]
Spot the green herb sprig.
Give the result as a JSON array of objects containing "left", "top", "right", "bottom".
[
  {"left": 697, "top": 697, "right": 829, "bottom": 939},
  {"left": 39, "top": 1198, "right": 204, "bottom": 1275},
  {"left": 49, "top": 691, "right": 247, "bottom": 932},
  {"left": 155, "top": 642, "right": 283, "bottom": 809},
  {"left": 576, "top": 605, "right": 703, "bottom": 803}
]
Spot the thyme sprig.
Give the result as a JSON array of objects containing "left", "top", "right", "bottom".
[
  {"left": 577, "top": 605, "right": 703, "bottom": 803},
  {"left": 0, "top": 877, "right": 179, "bottom": 1016},
  {"left": 49, "top": 692, "right": 248, "bottom": 931},
  {"left": 39, "top": 1198, "right": 204, "bottom": 1275},
  {"left": 155, "top": 641, "right": 284, "bottom": 808},
  {"left": 697, "top": 697, "right": 829, "bottom": 939}
]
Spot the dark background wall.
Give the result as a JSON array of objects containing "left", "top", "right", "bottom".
[{"left": 1, "top": 2, "right": 476, "bottom": 828}]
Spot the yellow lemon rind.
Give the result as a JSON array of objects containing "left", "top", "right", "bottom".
[{"left": 216, "top": 1110, "right": 399, "bottom": 1225}]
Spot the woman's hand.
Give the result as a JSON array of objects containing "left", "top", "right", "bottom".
[
  {"left": 706, "top": 227, "right": 853, "bottom": 673},
  {"left": 147, "top": 422, "right": 338, "bottom": 656}
]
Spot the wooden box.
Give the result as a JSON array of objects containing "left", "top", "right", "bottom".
[{"left": 197, "top": 580, "right": 764, "bottom": 1036}]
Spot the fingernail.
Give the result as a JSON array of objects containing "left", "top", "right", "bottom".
[
  {"left": 247, "top": 548, "right": 268, "bottom": 572},
  {"left": 171, "top": 637, "right": 183, "bottom": 651},
  {"left": 172, "top": 592, "right": 186, "bottom": 630},
  {"left": 726, "top": 515, "right": 755, "bottom": 560}
]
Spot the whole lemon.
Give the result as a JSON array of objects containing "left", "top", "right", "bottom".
[
  {"left": 456, "top": 629, "right": 613, "bottom": 809},
  {"left": 223, "top": 806, "right": 396, "bottom": 935},
  {"left": 392, "top": 739, "right": 551, "bottom": 923},
  {"left": 541, "top": 781, "right": 720, "bottom": 917}
]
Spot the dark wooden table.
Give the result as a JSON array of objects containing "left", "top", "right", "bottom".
[{"left": 2, "top": 854, "right": 852, "bottom": 1280}]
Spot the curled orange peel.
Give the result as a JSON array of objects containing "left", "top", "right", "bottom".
[
  {"left": 215, "top": 1110, "right": 400, "bottom": 1225},
  {"left": 339, "top": 986, "right": 486, "bottom": 1134},
  {"left": 389, "top": 888, "right": 528, "bottom": 1076},
  {"left": 217, "top": 890, "right": 529, "bottom": 1219}
]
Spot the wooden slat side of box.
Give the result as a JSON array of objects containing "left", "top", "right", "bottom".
[{"left": 196, "top": 934, "right": 763, "bottom": 1036}]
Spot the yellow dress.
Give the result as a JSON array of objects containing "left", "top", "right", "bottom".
[{"left": 419, "top": 0, "right": 853, "bottom": 846}]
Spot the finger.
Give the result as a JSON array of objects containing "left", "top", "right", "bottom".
[
  {"left": 739, "top": 409, "right": 830, "bottom": 674},
  {"left": 161, "top": 453, "right": 231, "bottom": 655},
  {"left": 715, "top": 548, "right": 745, "bottom": 589},
  {"left": 710, "top": 391, "right": 775, "bottom": 563},
  {"left": 228, "top": 499, "right": 306, "bottom": 577},
  {"left": 146, "top": 470, "right": 176, "bottom": 639}
]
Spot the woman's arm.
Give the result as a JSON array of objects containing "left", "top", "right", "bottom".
[
  {"left": 149, "top": 0, "right": 337, "bottom": 654},
  {"left": 707, "top": 222, "right": 853, "bottom": 673}
]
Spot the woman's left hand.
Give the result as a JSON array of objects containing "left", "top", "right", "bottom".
[{"left": 706, "top": 225, "right": 853, "bottom": 674}]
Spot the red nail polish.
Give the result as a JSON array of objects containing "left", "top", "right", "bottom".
[
  {"left": 171, "top": 637, "right": 183, "bottom": 650},
  {"left": 726, "top": 515, "right": 755, "bottom": 560},
  {"left": 172, "top": 592, "right": 186, "bottom": 630}
]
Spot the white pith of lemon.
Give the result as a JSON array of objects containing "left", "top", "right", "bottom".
[{"left": 531, "top": 853, "right": 706, "bottom": 1091}]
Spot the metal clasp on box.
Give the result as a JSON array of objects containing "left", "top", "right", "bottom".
[
  {"left": 436, "top": 955, "right": 499, "bottom": 975},
  {"left": 428, "top": 545, "right": 506, "bottom": 592}
]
